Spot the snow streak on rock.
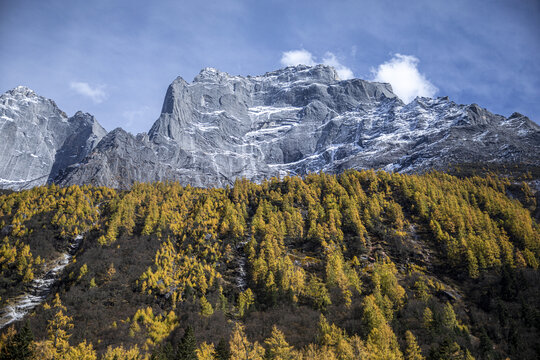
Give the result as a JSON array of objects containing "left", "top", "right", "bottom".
[
  {"left": 0, "top": 86, "right": 106, "bottom": 190},
  {"left": 55, "top": 65, "right": 540, "bottom": 189},
  {"left": 1, "top": 65, "right": 539, "bottom": 190}
]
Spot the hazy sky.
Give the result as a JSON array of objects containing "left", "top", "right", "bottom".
[{"left": 1, "top": 0, "right": 539, "bottom": 133}]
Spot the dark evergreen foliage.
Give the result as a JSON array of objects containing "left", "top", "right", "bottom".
[{"left": 176, "top": 326, "right": 196, "bottom": 360}]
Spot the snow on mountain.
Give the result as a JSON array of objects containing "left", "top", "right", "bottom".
[
  {"left": 1, "top": 65, "right": 539, "bottom": 190},
  {"left": 0, "top": 86, "right": 107, "bottom": 190}
]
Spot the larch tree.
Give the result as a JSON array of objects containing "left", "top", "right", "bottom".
[{"left": 229, "top": 323, "right": 265, "bottom": 360}]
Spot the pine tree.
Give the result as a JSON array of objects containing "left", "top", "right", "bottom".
[
  {"left": 361, "top": 295, "right": 386, "bottom": 334},
  {"left": 218, "top": 286, "right": 228, "bottom": 313},
  {"left": 0, "top": 323, "right": 34, "bottom": 360},
  {"left": 429, "top": 339, "right": 469, "bottom": 360},
  {"left": 317, "top": 315, "right": 354, "bottom": 359},
  {"left": 101, "top": 345, "right": 142, "bottom": 360},
  {"left": 64, "top": 340, "right": 97, "bottom": 360},
  {"left": 196, "top": 342, "right": 216, "bottom": 360},
  {"left": 177, "top": 326, "right": 197, "bottom": 360},
  {"left": 200, "top": 296, "right": 214, "bottom": 317},
  {"left": 264, "top": 326, "right": 295, "bottom": 360},
  {"left": 422, "top": 307, "right": 433, "bottom": 330},
  {"left": 151, "top": 342, "right": 174, "bottom": 360},
  {"left": 404, "top": 331, "right": 424, "bottom": 360},
  {"left": 238, "top": 288, "right": 254, "bottom": 317},
  {"left": 439, "top": 303, "right": 458, "bottom": 331},
  {"left": 464, "top": 349, "right": 475, "bottom": 360},
  {"left": 47, "top": 294, "right": 74, "bottom": 356},
  {"left": 229, "top": 322, "right": 265, "bottom": 360},
  {"left": 215, "top": 338, "right": 231, "bottom": 360},
  {"left": 14, "top": 322, "right": 33, "bottom": 360},
  {"left": 364, "top": 323, "right": 403, "bottom": 360}
]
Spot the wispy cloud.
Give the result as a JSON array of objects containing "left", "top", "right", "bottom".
[
  {"left": 70, "top": 81, "right": 107, "bottom": 103},
  {"left": 371, "top": 54, "right": 437, "bottom": 103},
  {"left": 280, "top": 49, "right": 354, "bottom": 80}
]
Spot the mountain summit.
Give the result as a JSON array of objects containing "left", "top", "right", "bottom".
[
  {"left": 1, "top": 65, "right": 539, "bottom": 190},
  {"left": 0, "top": 86, "right": 107, "bottom": 189}
]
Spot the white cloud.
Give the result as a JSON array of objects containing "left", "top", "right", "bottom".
[
  {"left": 280, "top": 49, "right": 354, "bottom": 80},
  {"left": 371, "top": 54, "right": 437, "bottom": 103},
  {"left": 280, "top": 49, "right": 316, "bottom": 67},
  {"left": 70, "top": 81, "right": 107, "bottom": 103},
  {"left": 322, "top": 52, "right": 354, "bottom": 80}
]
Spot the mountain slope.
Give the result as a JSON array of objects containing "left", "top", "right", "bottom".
[
  {"left": 0, "top": 86, "right": 107, "bottom": 190},
  {"left": 0, "top": 171, "right": 539, "bottom": 359},
  {"left": 56, "top": 65, "right": 540, "bottom": 188}
]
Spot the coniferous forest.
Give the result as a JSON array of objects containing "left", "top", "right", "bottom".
[{"left": 0, "top": 170, "right": 539, "bottom": 359}]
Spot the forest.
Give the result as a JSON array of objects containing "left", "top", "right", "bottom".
[{"left": 0, "top": 170, "right": 539, "bottom": 359}]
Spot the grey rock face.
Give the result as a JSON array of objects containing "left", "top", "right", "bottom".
[
  {"left": 0, "top": 86, "right": 107, "bottom": 190},
  {"left": 60, "top": 65, "right": 404, "bottom": 188},
  {"left": 58, "top": 65, "right": 539, "bottom": 188},
  {"left": 3, "top": 65, "right": 540, "bottom": 190},
  {"left": 58, "top": 128, "right": 181, "bottom": 188}
]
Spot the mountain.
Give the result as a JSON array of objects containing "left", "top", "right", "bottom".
[
  {"left": 54, "top": 65, "right": 540, "bottom": 188},
  {"left": 2, "top": 65, "right": 539, "bottom": 190},
  {"left": 0, "top": 86, "right": 107, "bottom": 190},
  {"left": 1, "top": 66, "right": 540, "bottom": 360}
]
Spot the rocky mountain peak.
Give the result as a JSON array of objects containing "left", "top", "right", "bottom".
[
  {"left": 257, "top": 64, "right": 340, "bottom": 84},
  {"left": 1, "top": 86, "right": 67, "bottom": 121},
  {"left": 0, "top": 88, "right": 107, "bottom": 189},
  {"left": 192, "top": 64, "right": 342, "bottom": 85},
  {"left": 70, "top": 111, "right": 94, "bottom": 124},
  {"left": 193, "top": 67, "right": 233, "bottom": 83},
  {"left": 8, "top": 85, "right": 37, "bottom": 97},
  {"left": 57, "top": 66, "right": 540, "bottom": 189},
  {"left": 103, "top": 127, "right": 131, "bottom": 141},
  {"left": 73, "top": 110, "right": 90, "bottom": 117},
  {"left": 2, "top": 66, "right": 539, "bottom": 191}
]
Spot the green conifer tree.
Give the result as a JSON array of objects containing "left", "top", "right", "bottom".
[
  {"left": 215, "top": 338, "right": 231, "bottom": 360},
  {"left": 404, "top": 330, "right": 424, "bottom": 360},
  {"left": 0, "top": 322, "right": 34, "bottom": 360},
  {"left": 150, "top": 342, "right": 174, "bottom": 360},
  {"left": 177, "top": 326, "right": 197, "bottom": 360}
]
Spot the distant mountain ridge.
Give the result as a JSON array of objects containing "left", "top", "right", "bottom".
[{"left": 1, "top": 65, "right": 539, "bottom": 190}]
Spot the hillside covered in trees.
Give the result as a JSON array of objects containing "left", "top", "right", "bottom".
[{"left": 0, "top": 170, "right": 539, "bottom": 359}]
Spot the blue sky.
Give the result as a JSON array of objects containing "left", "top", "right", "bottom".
[{"left": 1, "top": 0, "right": 539, "bottom": 133}]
